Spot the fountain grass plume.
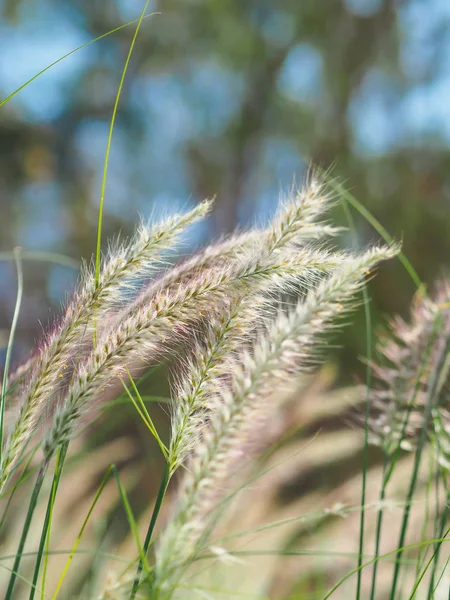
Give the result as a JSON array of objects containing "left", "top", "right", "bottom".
[
  {"left": 368, "top": 279, "right": 450, "bottom": 456},
  {"left": 42, "top": 244, "right": 348, "bottom": 460},
  {"left": 42, "top": 176, "right": 351, "bottom": 461},
  {"left": 267, "top": 176, "right": 342, "bottom": 251},
  {"left": 153, "top": 244, "right": 399, "bottom": 599},
  {"left": 119, "top": 175, "right": 342, "bottom": 322},
  {"left": 167, "top": 295, "right": 265, "bottom": 477},
  {"left": 0, "top": 200, "right": 212, "bottom": 491}
]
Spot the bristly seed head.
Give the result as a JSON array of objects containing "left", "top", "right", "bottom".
[{"left": 0, "top": 175, "right": 400, "bottom": 600}]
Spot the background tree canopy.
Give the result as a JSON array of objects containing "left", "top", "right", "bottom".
[{"left": 1, "top": 0, "right": 449, "bottom": 371}]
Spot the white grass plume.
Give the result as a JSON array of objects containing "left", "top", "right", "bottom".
[
  {"left": 0, "top": 200, "right": 212, "bottom": 490},
  {"left": 117, "top": 176, "right": 341, "bottom": 324},
  {"left": 42, "top": 245, "right": 346, "bottom": 460},
  {"left": 267, "top": 176, "right": 342, "bottom": 251},
  {"left": 168, "top": 295, "right": 266, "bottom": 477},
  {"left": 153, "top": 244, "right": 399, "bottom": 598},
  {"left": 368, "top": 280, "right": 450, "bottom": 455},
  {"left": 41, "top": 176, "right": 362, "bottom": 463}
]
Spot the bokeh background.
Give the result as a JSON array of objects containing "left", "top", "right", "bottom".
[
  {"left": 1, "top": 2, "right": 450, "bottom": 596},
  {"left": 1, "top": 0, "right": 450, "bottom": 367}
]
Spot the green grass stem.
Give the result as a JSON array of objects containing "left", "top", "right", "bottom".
[
  {"left": 95, "top": 0, "right": 152, "bottom": 287},
  {"left": 5, "top": 460, "right": 49, "bottom": 600},
  {"left": 0, "top": 248, "right": 23, "bottom": 461},
  {"left": 340, "top": 188, "right": 372, "bottom": 600},
  {"left": 0, "top": 15, "right": 157, "bottom": 111},
  {"left": 29, "top": 444, "right": 68, "bottom": 600},
  {"left": 389, "top": 313, "right": 450, "bottom": 600},
  {"left": 131, "top": 463, "right": 170, "bottom": 599}
]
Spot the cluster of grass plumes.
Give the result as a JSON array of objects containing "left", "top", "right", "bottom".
[
  {"left": 361, "top": 279, "right": 450, "bottom": 600},
  {"left": 0, "top": 176, "right": 399, "bottom": 599},
  {"left": 368, "top": 280, "right": 450, "bottom": 457}
]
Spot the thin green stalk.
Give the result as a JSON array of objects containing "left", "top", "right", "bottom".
[
  {"left": 415, "top": 453, "right": 434, "bottom": 579},
  {"left": 5, "top": 459, "right": 49, "bottom": 600},
  {"left": 427, "top": 479, "right": 450, "bottom": 597},
  {"left": 112, "top": 466, "right": 152, "bottom": 575},
  {"left": 431, "top": 555, "right": 450, "bottom": 597},
  {"left": 0, "top": 15, "right": 157, "bottom": 110},
  {"left": 130, "top": 463, "right": 170, "bottom": 599},
  {"left": 29, "top": 443, "right": 68, "bottom": 600},
  {"left": 322, "top": 528, "right": 450, "bottom": 600},
  {"left": 369, "top": 457, "right": 388, "bottom": 600},
  {"left": 389, "top": 314, "right": 450, "bottom": 600},
  {"left": 95, "top": 0, "right": 151, "bottom": 287},
  {"left": 40, "top": 446, "right": 66, "bottom": 600},
  {"left": 341, "top": 193, "right": 371, "bottom": 600},
  {"left": 0, "top": 248, "right": 23, "bottom": 459},
  {"left": 122, "top": 371, "right": 168, "bottom": 459},
  {"left": 51, "top": 463, "right": 148, "bottom": 599},
  {"left": 408, "top": 526, "right": 450, "bottom": 600},
  {"left": 329, "top": 179, "right": 423, "bottom": 292}
]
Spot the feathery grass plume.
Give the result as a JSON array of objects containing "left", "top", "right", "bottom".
[
  {"left": 117, "top": 175, "right": 341, "bottom": 323},
  {"left": 43, "top": 176, "right": 353, "bottom": 461},
  {"left": 42, "top": 244, "right": 349, "bottom": 461},
  {"left": 42, "top": 177, "right": 349, "bottom": 467},
  {"left": 266, "top": 176, "right": 341, "bottom": 252},
  {"left": 0, "top": 200, "right": 212, "bottom": 491},
  {"left": 166, "top": 177, "right": 344, "bottom": 478},
  {"left": 368, "top": 280, "right": 450, "bottom": 456},
  {"left": 153, "top": 244, "right": 399, "bottom": 599},
  {"left": 168, "top": 294, "right": 268, "bottom": 477}
]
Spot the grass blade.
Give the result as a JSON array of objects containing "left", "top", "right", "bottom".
[
  {"left": 130, "top": 463, "right": 170, "bottom": 599},
  {"left": 121, "top": 372, "right": 168, "bottom": 460},
  {"left": 95, "top": 0, "right": 152, "bottom": 286},
  {"left": 0, "top": 14, "right": 157, "bottom": 110},
  {"left": 5, "top": 460, "right": 49, "bottom": 600},
  {"left": 29, "top": 444, "right": 68, "bottom": 600},
  {"left": 0, "top": 248, "right": 23, "bottom": 459},
  {"left": 329, "top": 178, "right": 423, "bottom": 292}
]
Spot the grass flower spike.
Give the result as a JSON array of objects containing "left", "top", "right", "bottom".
[
  {"left": 42, "top": 177, "right": 353, "bottom": 460},
  {"left": 1, "top": 200, "right": 212, "bottom": 490},
  {"left": 153, "top": 244, "right": 398, "bottom": 599},
  {"left": 0, "top": 173, "right": 402, "bottom": 600},
  {"left": 368, "top": 280, "right": 450, "bottom": 456}
]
